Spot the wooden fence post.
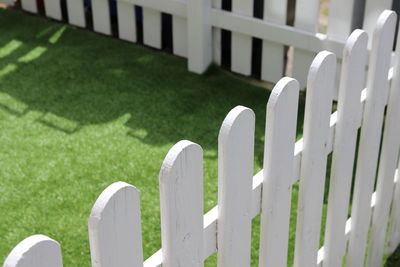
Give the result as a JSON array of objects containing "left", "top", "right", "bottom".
[
  {"left": 258, "top": 77, "right": 299, "bottom": 267},
  {"left": 88, "top": 182, "right": 144, "bottom": 267},
  {"left": 294, "top": 51, "right": 336, "bottom": 267},
  {"left": 187, "top": 0, "right": 212, "bottom": 74},
  {"left": 3, "top": 235, "right": 63, "bottom": 267},
  {"left": 217, "top": 106, "right": 255, "bottom": 267},
  {"left": 159, "top": 140, "right": 204, "bottom": 267},
  {"left": 347, "top": 10, "right": 397, "bottom": 267}
]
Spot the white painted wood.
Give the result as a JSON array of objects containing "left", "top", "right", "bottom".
[
  {"left": 292, "top": 0, "right": 320, "bottom": 88},
  {"left": 362, "top": 0, "right": 393, "bottom": 45},
  {"left": 44, "top": 0, "right": 62, "bottom": 20},
  {"left": 92, "top": 0, "right": 111, "bottom": 35},
  {"left": 210, "top": 10, "right": 344, "bottom": 60},
  {"left": 347, "top": 10, "right": 397, "bottom": 267},
  {"left": 261, "top": 1, "right": 286, "bottom": 83},
  {"left": 3, "top": 235, "right": 63, "bottom": 267},
  {"left": 217, "top": 106, "right": 255, "bottom": 267},
  {"left": 367, "top": 14, "right": 400, "bottom": 266},
  {"left": 88, "top": 181, "right": 143, "bottom": 267},
  {"left": 142, "top": 8, "right": 161, "bottom": 49},
  {"left": 212, "top": 0, "right": 221, "bottom": 65},
  {"left": 323, "top": 30, "right": 368, "bottom": 267},
  {"left": 187, "top": 0, "right": 212, "bottom": 73},
  {"left": 294, "top": 51, "right": 336, "bottom": 267},
  {"left": 258, "top": 78, "right": 299, "bottom": 267},
  {"left": 327, "top": 0, "right": 356, "bottom": 41},
  {"left": 117, "top": 1, "right": 137, "bottom": 43},
  {"left": 231, "top": 0, "right": 253, "bottom": 76},
  {"left": 119, "top": 0, "right": 186, "bottom": 17},
  {"left": 388, "top": 170, "right": 400, "bottom": 254},
  {"left": 66, "top": 0, "right": 86, "bottom": 27},
  {"left": 159, "top": 140, "right": 204, "bottom": 267},
  {"left": 21, "top": 0, "right": 38, "bottom": 13},
  {"left": 172, "top": 16, "right": 187, "bottom": 57}
]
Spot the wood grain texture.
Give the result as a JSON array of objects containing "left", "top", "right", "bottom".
[
  {"left": 294, "top": 51, "right": 336, "bottom": 267},
  {"left": 258, "top": 77, "right": 299, "bottom": 267},
  {"left": 89, "top": 182, "right": 143, "bottom": 267},
  {"left": 159, "top": 140, "right": 204, "bottom": 267},
  {"left": 3, "top": 235, "right": 63, "bottom": 267},
  {"left": 347, "top": 10, "right": 397, "bottom": 267},
  {"left": 217, "top": 106, "right": 255, "bottom": 267},
  {"left": 323, "top": 30, "right": 368, "bottom": 267}
]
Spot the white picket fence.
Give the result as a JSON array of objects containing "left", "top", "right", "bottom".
[
  {"left": 2, "top": 0, "right": 397, "bottom": 87},
  {"left": 3, "top": 8, "right": 400, "bottom": 267}
]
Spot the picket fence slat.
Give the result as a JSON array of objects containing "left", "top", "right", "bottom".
[
  {"left": 142, "top": 8, "right": 162, "bottom": 49},
  {"left": 388, "top": 170, "right": 400, "bottom": 253},
  {"left": 88, "top": 181, "right": 143, "bottom": 267},
  {"left": 44, "top": 0, "right": 62, "bottom": 20},
  {"left": 347, "top": 10, "right": 397, "bottom": 267},
  {"left": 92, "top": 0, "right": 112, "bottom": 35},
  {"left": 217, "top": 106, "right": 254, "bottom": 267},
  {"left": 21, "top": 0, "right": 37, "bottom": 13},
  {"left": 258, "top": 77, "right": 299, "bottom": 267},
  {"left": 327, "top": 0, "right": 356, "bottom": 40},
  {"left": 363, "top": 0, "right": 394, "bottom": 45},
  {"left": 212, "top": 0, "right": 221, "bottom": 65},
  {"left": 3, "top": 235, "right": 63, "bottom": 267},
  {"left": 323, "top": 29, "right": 368, "bottom": 267},
  {"left": 367, "top": 13, "right": 400, "bottom": 266},
  {"left": 292, "top": 0, "right": 320, "bottom": 87},
  {"left": 66, "top": 0, "right": 86, "bottom": 27},
  {"left": 261, "top": 1, "right": 286, "bottom": 83},
  {"left": 231, "top": 0, "right": 253, "bottom": 76},
  {"left": 172, "top": 16, "right": 187, "bottom": 57},
  {"left": 159, "top": 140, "right": 204, "bottom": 267},
  {"left": 117, "top": 1, "right": 137, "bottom": 43},
  {"left": 294, "top": 51, "right": 336, "bottom": 267}
]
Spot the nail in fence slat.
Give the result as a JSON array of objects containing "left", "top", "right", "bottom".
[
  {"left": 159, "top": 141, "right": 204, "bottom": 267},
  {"left": 66, "top": 0, "right": 86, "bottom": 27},
  {"left": 143, "top": 8, "right": 162, "bottom": 49},
  {"left": 261, "top": 1, "right": 286, "bottom": 83},
  {"left": 323, "top": 30, "right": 368, "bottom": 267},
  {"left": 92, "top": 0, "right": 112, "bottom": 35},
  {"left": 172, "top": 16, "right": 188, "bottom": 57},
  {"left": 368, "top": 13, "right": 400, "bottom": 266},
  {"left": 231, "top": 0, "right": 253, "bottom": 76},
  {"left": 3, "top": 235, "right": 63, "bottom": 267},
  {"left": 347, "top": 11, "right": 397, "bottom": 267},
  {"left": 88, "top": 182, "right": 144, "bottom": 267},
  {"left": 217, "top": 106, "right": 255, "bottom": 267},
  {"left": 21, "top": 0, "right": 38, "bottom": 13},
  {"left": 44, "top": 0, "right": 62, "bottom": 20},
  {"left": 291, "top": 0, "right": 320, "bottom": 87},
  {"left": 294, "top": 51, "right": 336, "bottom": 267},
  {"left": 118, "top": 2, "right": 137, "bottom": 43},
  {"left": 258, "top": 78, "right": 299, "bottom": 267},
  {"left": 388, "top": 169, "right": 400, "bottom": 254}
]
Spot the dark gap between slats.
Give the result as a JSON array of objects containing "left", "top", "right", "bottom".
[
  {"left": 84, "top": 0, "right": 93, "bottom": 31},
  {"left": 221, "top": 0, "right": 232, "bottom": 69},
  {"left": 392, "top": 0, "right": 400, "bottom": 50},
  {"left": 60, "top": 0, "right": 68, "bottom": 23},
  {"left": 351, "top": 0, "right": 366, "bottom": 31},
  {"left": 109, "top": 0, "right": 118, "bottom": 37},
  {"left": 251, "top": 0, "right": 264, "bottom": 79},
  {"left": 161, "top": 13, "right": 173, "bottom": 53},
  {"left": 135, "top": 6, "right": 143, "bottom": 44},
  {"left": 37, "top": 0, "right": 45, "bottom": 16}
]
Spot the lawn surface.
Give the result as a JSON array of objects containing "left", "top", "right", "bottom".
[{"left": 0, "top": 8, "right": 398, "bottom": 267}]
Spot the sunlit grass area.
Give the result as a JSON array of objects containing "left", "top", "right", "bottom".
[{"left": 0, "top": 7, "right": 399, "bottom": 267}]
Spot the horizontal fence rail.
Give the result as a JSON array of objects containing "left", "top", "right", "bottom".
[
  {"left": 4, "top": 0, "right": 398, "bottom": 88},
  {"left": 2, "top": 8, "right": 400, "bottom": 267}
]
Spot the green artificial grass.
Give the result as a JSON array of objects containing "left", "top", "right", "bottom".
[{"left": 0, "top": 8, "right": 397, "bottom": 267}]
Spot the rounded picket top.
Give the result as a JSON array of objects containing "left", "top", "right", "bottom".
[
  {"left": 373, "top": 10, "right": 397, "bottom": 45},
  {"left": 343, "top": 30, "right": 368, "bottom": 59},
  {"left": 89, "top": 181, "right": 143, "bottom": 267},
  {"left": 219, "top": 106, "right": 255, "bottom": 143},
  {"left": 3, "top": 235, "right": 63, "bottom": 267},
  {"left": 267, "top": 77, "right": 299, "bottom": 113},
  {"left": 308, "top": 51, "right": 337, "bottom": 88}
]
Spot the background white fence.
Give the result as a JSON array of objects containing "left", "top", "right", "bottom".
[
  {"left": 3, "top": 9, "right": 400, "bottom": 267},
  {"left": 2, "top": 0, "right": 399, "bottom": 88}
]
